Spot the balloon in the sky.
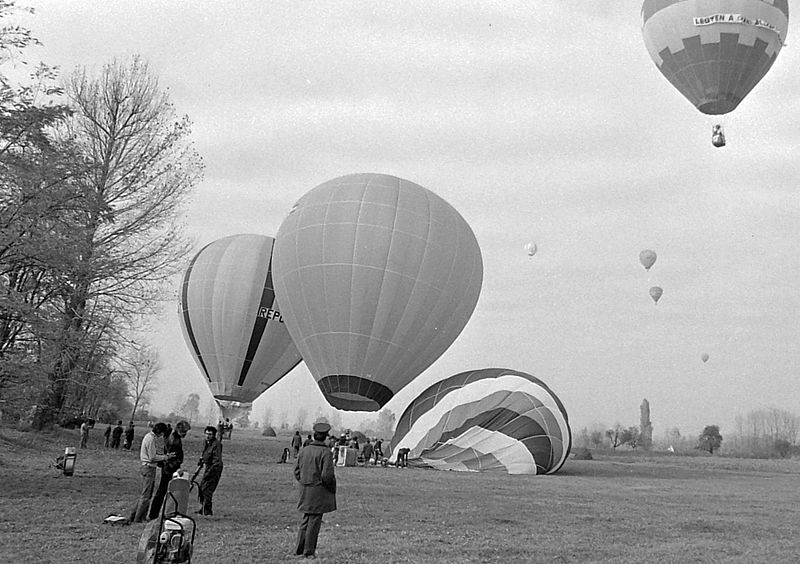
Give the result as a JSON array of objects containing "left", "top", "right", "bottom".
[
  {"left": 389, "top": 368, "right": 572, "bottom": 475},
  {"left": 641, "top": 0, "right": 789, "bottom": 115},
  {"left": 649, "top": 286, "right": 663, "bottom": 304},
  {"left": 701, "top": 353, "right": 709, "bottom": 363},
  {"left": 178, "top": 234, "right": 302, "bottom": 409},
  {"left": 639, "top": 249, "right": 657, "bottom": 271},
  {"left": 272, "top": 173, "right": 483, "bottom": 412},
  {"left": 524, "top": 242, "right": 537, "bottom": 257}
]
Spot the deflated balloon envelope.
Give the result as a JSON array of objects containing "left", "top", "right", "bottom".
[
  {"left": 178, "top": 234, "right": 302, "bottom": 405},
  {"left": 389, "top": 368, "right": 571, "bottom": 475},
  {"left": 272, "top": 173, "right": 483, "bottom": 412},
  {"left": 641, "top": 0, "right": 789, "bottom": 115}
]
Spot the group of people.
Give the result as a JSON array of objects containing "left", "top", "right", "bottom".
[
  {"left": 291, "top": 429, "right": 384, "bottom": 467},
  {"left": 127, "top": 421, "right": 224, "bottom": 523},
  {"left": 94, "top": 420, "right": 136, "bottom": 450}
]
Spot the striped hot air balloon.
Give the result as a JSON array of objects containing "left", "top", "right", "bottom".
[
  {"left": 272, "top": 173, "right": 483, "bottom": 412},
  {"left": 642, "top": 0, "right": 789, "bottom": 115},
  {"left": 178, "top": 234, "right": 302, "bottom": 409},
  {"left": 389, "top": 368, "right": 572, "bottom": 475}
]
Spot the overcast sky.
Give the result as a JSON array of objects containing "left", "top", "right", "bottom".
[{"left": 17, "top": 1, "right": 800, "bottom": 438}]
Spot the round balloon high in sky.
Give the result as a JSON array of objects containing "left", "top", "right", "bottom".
[
  {"left": 649, "top": 286, "right": 663, "bottom": 304},
  {"left": 641, "top": 0, "right": 789, "bottom": 115},
  {"left": 272, "top": 173, "right": 484, "bottom": 412},
  {"left": 639, "top": 249, "right": 657, "bottom": 271},
  {"left": 178, "top": 234, "right": 302, "bottom": 411},
  {"left": 389, "top": 368, "right": 572, "bottom": 475}
]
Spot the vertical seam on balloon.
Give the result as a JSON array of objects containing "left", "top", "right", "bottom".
[
  {"left": 401, "top": 191, "right": 452, "bottom": 379},
  {"left": 375, "top": 180, "right": 430, "bottom": 389},
  {"left": 236, "top": 241, "right": 276, "bottom": 387}
]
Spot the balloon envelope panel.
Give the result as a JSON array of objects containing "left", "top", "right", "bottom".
[
  {"left": 273, "top": 173, "right": 483, "bottom": 412},
  {"left": 179, "top": 234, "right": 302, "bottom": 404},
  {"left": 390, "top": 368, "right": 572, "bottom": 475},
  {"left": 642, "top": 0, "right": 789, "bottom": 114}
]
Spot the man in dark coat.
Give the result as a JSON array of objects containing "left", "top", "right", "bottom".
[
  {"left": 196, "top": 425, "right": 223, "bottom": 516},
  {"left": 111, "top": 421, "right": 124, "bottom": 449},
  {"left": 293, "top": 422, "right": 337, "bottom": 559},
  {"left": 148, "top": 420, "right": 191, "bottom": 520}
]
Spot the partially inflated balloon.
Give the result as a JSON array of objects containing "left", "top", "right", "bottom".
[
  {"left": 389, "top": 368, "right": 571, "bottom": 475},
  {"left": 639, "top": 249, "right": 657, "bottom": 271},
  {"left": 179, "top": 234, "right": 302, "bottom": 405},
  {"left": 642, "top": 0, "right": 789, "bottom": 115},
  {"left": 524, "top": 242, "right": 537, "bottom": 257},
  {"left": 650, "top": 286, "right": 663, "bottom": 304},
  {"left": 273, "top": 173, "right": 483, "bottom": 412}
]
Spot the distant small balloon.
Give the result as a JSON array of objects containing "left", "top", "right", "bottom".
[
  {"left": 701, "top": 353, "right": 709, "bottom": 363},
  {"left": 524, "top": 242, "right": 537, "bottom": 257},
  {"left": 640, "top": 249, "right": 657, "bottom": 271},
  {"left": 649, "top": 286, "right": 663, "bottom": 304}
]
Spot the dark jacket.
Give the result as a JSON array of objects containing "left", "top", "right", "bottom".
[
  {"left": 200, "top": 437, "right": 223, "bottom": 475},
  {"left": 294, "top": 441, "right": 336, "bottom": 514},
  {"left": 164, "top": 430, "right": 184, "bottom": 474}
]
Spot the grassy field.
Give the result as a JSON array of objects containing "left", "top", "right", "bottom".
[{"left": 1, "top": 426, "right": 799, "bottom": 563}]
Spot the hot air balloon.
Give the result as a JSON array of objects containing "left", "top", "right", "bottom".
[
  {"left": 272, "top": 173, "right": 483, "bottom": 412},
  {"left": 701, "top": 353, "right": 710, "bottom": 363},
  {"left": 178, "top": 234, "right": 302, "bottom": 417},
  {"left": 639, "top": 249, "right": 657, "bottom": 271},
  {"left": 642, "top": 0, "right": 789, "bottom": 145},
  {"left": 649, "top": 286, "right": 663, "bottom": 304},
  {"left": 524, "top": 242, "right": 537, "bottom": 258},
  {"left": 389, "top": 368, "right": 572, "bottom": 475}
]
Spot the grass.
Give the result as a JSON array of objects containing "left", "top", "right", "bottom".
[{"left": 1, "top": 426, "right": 799, "bottom": 563}]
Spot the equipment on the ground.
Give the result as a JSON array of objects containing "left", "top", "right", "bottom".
[
  {"left": 54, "top": 447, "right": 77, "bottom": 476},
  {"left": 136, "top": 479, "right": 197, "bottom": 563}
]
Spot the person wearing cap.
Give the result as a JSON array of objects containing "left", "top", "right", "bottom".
[{"left": 293, "top": 421, "right": 337, "bottom": 559}]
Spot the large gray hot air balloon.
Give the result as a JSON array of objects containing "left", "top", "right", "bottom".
[
  {"left": 389, "top": 368, "right": 571, "bottom": 475},
  {"left": 178, "top": 234, "right": 302, "bottom": 416},
  {"left": 272, "top": 173, "right": 483, "bottom": 412}
]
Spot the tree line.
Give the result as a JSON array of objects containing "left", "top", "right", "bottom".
[{"left": 0, "top": 2, "right": 203, "bottom": 428}]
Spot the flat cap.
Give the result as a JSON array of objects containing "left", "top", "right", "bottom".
[{"left": 313, "top": 422, "right": 331, "bottom": 434}]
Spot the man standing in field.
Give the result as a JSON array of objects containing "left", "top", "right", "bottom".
[
  {"left": 196, "top": 425, "right": 223, "bottom": 516},
  {"left": 291, "top": 430, "right": 303, "bottom": 458},
  {"left": 129, "top": 422, "right": 174, "bottom": 523},
  {"left": 111, "top": 421, "right": 123, "bottom": 449},
  {"left": 79, "top": 420, "right": 90, "bottom": 449},
  {"left": 293, "top": 421, "right": 337, "bottom": 559}
]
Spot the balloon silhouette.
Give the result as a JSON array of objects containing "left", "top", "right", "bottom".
[
  {"left": 642, "top": 0, "right": 789, "bottom": 115},
  {"left": 524, "top": 242, "right": 537, "bottom": 258},
  {"left": 701, "top": 353, "right": 709, "bottom": 363},
  {"left": 649, "top": 286, "right": 663, "bottom": 304},
  {"left": 178, "top": 234, "right": 302, "bottom": 407},
  {"left": 272, "top": 173, "right": 483, "bottom": 412},
  {"left": 639, "top": 249, "right": 657, "bottom": 271},
  {"left": 389, "top": 368, "right": 571, "bottom": 475}
]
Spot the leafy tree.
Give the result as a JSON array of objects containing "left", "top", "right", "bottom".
[
  {"left": 29, "top": 56, "right": 203, "bottom": 428},
  {"left": 621, "top": 426, "right": 641, "bottom": 449},
  {"left": 697, "top": 425, "right": 723, "bottom": 454}
]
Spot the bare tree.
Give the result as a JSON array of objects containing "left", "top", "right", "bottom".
[{"left": 116, "top": 343, "right": 160, "bottom": 421}]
